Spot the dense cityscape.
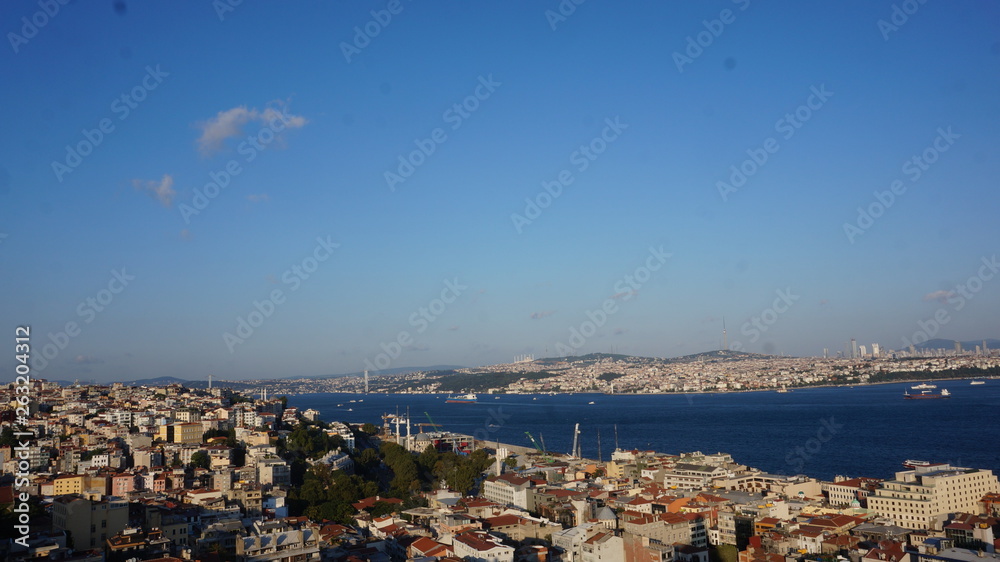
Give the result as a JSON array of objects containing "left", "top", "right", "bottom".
[
  {"left": 206, "top": 344, "right": 1000, "bottom": 397},
  {"left": 2, "top": 370, "right": 998, "bottom": 562}
]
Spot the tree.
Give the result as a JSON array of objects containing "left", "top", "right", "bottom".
[
  {"left": 0, "top": 427, "right": 15, "bottom": 447},
  {"left": 190, "top": 451, "right": 210, "bottom": 469},
  {"left": 361, "top": 422, "right": 378, "bottom": 435}
]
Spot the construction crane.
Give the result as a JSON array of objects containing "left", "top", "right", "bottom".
[
  {"left": 423, "top": 412, "right": 443, "bottom": 431},
  {"left": 525, "top": 431, "right": 543, "bottom": 453},
  {"left": 570, "top": 423, "right": 581, "bottom": 458}
]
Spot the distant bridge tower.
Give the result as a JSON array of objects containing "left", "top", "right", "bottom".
[
  {"left": 722, "top": 317, "right": 728, "bottom": 351},
  {"left": 364, "top": 370, "right": 369, "bottom": 394},
  {"left": 208, "top": 374, "right": 212, "bottom": 390}
]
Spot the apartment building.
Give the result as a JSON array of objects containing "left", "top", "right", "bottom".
[{"left": 867, "top": 464, "right": 1000, "bottom": 530}]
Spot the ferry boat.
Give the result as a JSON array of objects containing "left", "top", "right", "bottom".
[
  {"left": 445, "top": 393, "right": 478, "bottom": 404},
  {"left": 903, "top": 388, "right": 950, "bottom": 399},
  {"left": 911, "top": 383, "right": 937, "bottom": 390},
  {"left": 903, "top": 459, "right": 932, "bottom": 468},
  {"left": 970, "top": 380, "right": 986, "bottom": 385}
]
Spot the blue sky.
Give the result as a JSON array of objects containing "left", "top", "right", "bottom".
[{"left": 2, "top": 0, "right": 999, "bottom": 382}]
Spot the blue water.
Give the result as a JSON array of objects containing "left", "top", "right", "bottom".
[{"left": 288, "top": 381, "right": 1000, "bottom": 482}]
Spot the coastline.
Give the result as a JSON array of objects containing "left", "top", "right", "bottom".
[{"left": 282, "top": 375, "right": 987, "bottom": 398}]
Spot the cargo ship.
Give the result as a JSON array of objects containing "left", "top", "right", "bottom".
[
  {"left": 445, "top": 393, "right": 478, "bottom": 404},
  {"left": 903, "top": 388, "right": 950, "bottom": 399}
]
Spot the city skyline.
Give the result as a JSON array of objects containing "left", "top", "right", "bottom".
[{"left": 3, "top": 2, "right": 1000, "bottom": 382}]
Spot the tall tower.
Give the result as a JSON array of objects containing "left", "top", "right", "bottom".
[
  {"left": 364, "top": 370, "right": 369, "bottom": 394},
  {"left": 851, "top": 338, "right": 858, "bottom": 359},
  {"left": 722, "top": 317, "right": 728, "bottom": 351},
  {"left": 208, "top": 374, "right": 212, "bottom": 390}
]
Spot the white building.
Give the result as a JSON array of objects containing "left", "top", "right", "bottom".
[
  {"left": 452, "top": 530, "right": 514, "bottom": 562},
  {"left": 867, "top": 464, "right": 1000, "bottom": 529}
]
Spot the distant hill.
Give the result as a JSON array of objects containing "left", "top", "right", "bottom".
[
  {"left": 307, "top": 365, "right": 466, "bottom": 379},
  {"left": 533, "top": 350, "right": 773, "bottom": 366},
  {"left": 911, "top": 338, "right": 1000, "bottom": 351},
  {"left": 117, "top": 376, "right": 191, "bottom": 386},
  {"left": 672, "top": 349, "right": 776, "bottom": 362}
]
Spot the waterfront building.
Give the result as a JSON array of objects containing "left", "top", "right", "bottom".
[{"left": 867, "top": 464, "right": 1000, "bottom": 529}]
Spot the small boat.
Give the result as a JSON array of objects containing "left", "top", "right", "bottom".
[
  {"left": 970, "top": 380, "right": 985, "bottom": 385},
  {"left": 911, "top": 383, "right": 937, "bottom": 390},
  {"left": 446, "top": 393, "right": 478, "bottom": 404},
  {"left": 588, "top": 401, "right": 595, "bottom": 405},
  {"left": 347, "top": 408, "right": 353, "bottom": 412}
]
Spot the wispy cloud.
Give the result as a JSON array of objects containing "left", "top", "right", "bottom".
[
  {"left": 196, "top": 102, "right": 307, "bottom": 155},
  {"left": 923, "top": 290, "right": 954, "bottom": 304},
  {"left": 530, "top": 310, "right": 555, "bottom": 320},
  {"left": 610, "top": 290, "right": 638, "bottom": 300},
  {"left": 132, "top": 174, "right": 175, "bottom": 207}
]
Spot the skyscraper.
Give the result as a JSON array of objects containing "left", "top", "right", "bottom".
[{"left": 851, "top": 338, "right": 858, "bottom": 359}]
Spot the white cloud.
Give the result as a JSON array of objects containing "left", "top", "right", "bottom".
[
  {"left": 196, "top": 101, "right": 307, "bottom": 155},
  {"left": 133, "top": 174, "right": 176, "bottom": 207},
  {"left": 923, "top": 290, "right": 954, "bottom": 304}
]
